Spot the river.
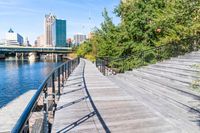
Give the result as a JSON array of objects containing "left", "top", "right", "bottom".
[{"left": 0, "top": 59, "right": 61, "bottom": 108}]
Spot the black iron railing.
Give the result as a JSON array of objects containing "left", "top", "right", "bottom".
[
  {"left": 12, "top": 58, "right": 80, "bottom": 133},
  {"left": 96, "top": 40, "right": 200, "bottom": 75}
]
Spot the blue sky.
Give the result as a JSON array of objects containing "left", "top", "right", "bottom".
[{"left": 0, "top": 0, "right": 120, "bottom": 44}]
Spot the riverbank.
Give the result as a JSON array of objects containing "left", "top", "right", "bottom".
[{"left": 0, "top": 90, "right": 36, "bottom": 132}]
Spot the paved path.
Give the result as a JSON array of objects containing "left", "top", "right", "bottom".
[{"left": 52, "top": 59, "right": 181, "bottom": 133}]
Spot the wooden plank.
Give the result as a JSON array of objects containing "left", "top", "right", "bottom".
[{"left": 52, "top": 59, "right": 182, "bottom": 133}]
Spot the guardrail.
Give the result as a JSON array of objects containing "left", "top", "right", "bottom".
[
  {"left": 96, "top": 59, "right": 117, "bottom": 76},
  {"left": 12, "top": 58, "right": 80, "bottom": 133},
  {"left": 0, "top": 46, "right": 72, "bottom": 53},
  {"left": 96, "top": 39, "right": 200, "bottom": 75}
]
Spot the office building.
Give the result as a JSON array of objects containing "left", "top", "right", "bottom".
[
  {"left": 44, "top": 13, "right": 56, "bottom": 47},
  {"left": 67, "top": 38, "right": 72, "bottom": 47},
  {"left": 5, "top": 29, "right": 23, "bottom": 46},
  {"left": 52, "top": 19, "right": 67, "bottom": 47},
  {"left": 36, "top": 34, "right": 45, "bottom": 47},
  {"left": 24, "top": 37, "right": 31, "bottom": 47},
  {"left": 0, "top": 39, "right": 5, "bottom": 45},
  {"left": 74, "top": 34, "right": 87, "bottom": 45}
]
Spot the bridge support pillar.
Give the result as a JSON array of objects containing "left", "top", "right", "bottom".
[
  {"left": 28, "top": 52, "right": 39, "bottom": 62},
  {"left": 42, "top": 54, "right": 62, "bottom": 62},
  {"left": 54, "top": 54, "right": 63, "bottom": 62},
  {"left": 0, "top": 54, "right": 5, "bottom": 59},
  {"left": 16, "top": 53, "right": 25, "bottom": 60}
]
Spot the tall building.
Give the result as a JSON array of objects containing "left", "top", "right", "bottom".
[
  {"left": 52, "top": 19, "right": 67, "bottom": 47},
  {"left": 36, "top": 34, "right": 45, "bottom": 47},
  {"left": 67, "top": 38, "right": 72, "bottom": 47},
  {"left": 5, "top": 29, "right": 23, "bottom": 46},
  {"left": 74, "top": 34, "right": 87, "bottom": 45},
  {"left": 0, "top": 39, "right": 5, "bottom": 45},
  {"left": 24, "top": 37, "right": 31, "bottom": 47},
  {"left": 44, "top": 13, "right": 56, "bottom": 47}
]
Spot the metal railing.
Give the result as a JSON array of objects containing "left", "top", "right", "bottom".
[
  {"left": 96, "top": 59, "right": 117, "bottom": 76},
  {"left": 96, "top": 39, "right": 200, "bottom": 75},
  {"left": 12, "top": 58, "right": 80, "bottom": 133}
]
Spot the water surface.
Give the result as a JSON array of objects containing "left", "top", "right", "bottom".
[{"left": 0, "top": 60, "right": 61, "bottom": 108}]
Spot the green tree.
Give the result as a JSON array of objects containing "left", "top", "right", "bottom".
[{"left": 76, "top": 0, "right": 200, "bottom": 72}]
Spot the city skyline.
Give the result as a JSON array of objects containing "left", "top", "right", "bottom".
[{"left": 0, "top": 0, "right": 120, "bottom": 44}]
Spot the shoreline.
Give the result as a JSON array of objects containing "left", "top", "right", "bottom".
[{"left": 0, "top": 90, "right": 36, "bottom": 132}]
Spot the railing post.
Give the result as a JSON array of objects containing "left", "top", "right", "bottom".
[
  {"left": 103, "top": 60, "right": 105, "bottom": 76},
  {"left": 96, "top": 58, "right": 98, "bottom": 67},
  {"left": 52, "top": 73, "right": 55, "bottom": 107},
  {"left": 158, "top": 47, "right": 161, "bottom": 61},
  {"left": 77, "top": 57, "right": 80, "bottom": 65},
  {"left": 71, "top": 60, "right": 73, "bottom": 71},
  {"left": 43, "top": 85, "right": 48, "bottom": 133},
  {"left": 73, "top": 60, "right": 75, "bottom": 70},
  {"left": 174, "top": 44, "right": 176, "bottom": 57},
  {"left": 123, "top": 59, "right": 125, "bottom": 73},
  {"left": 23, "top": 121, "right": 29, "bottom": 133},
  {"left": 69, "top": 61, "right": 71, "bottom": 74},
  {"left": 67, "top": 62, "right": 70, "bottom": 77},
  {"left": 72, "top": 60, "right": 74, "bottom": 70},
  {"left": 142, "top": 52, "right": 145, "bottom": 66},
  {"left": 70, "top": 61, "right": 72, "bottom": 73},
  {"left": 58, "top": 68, "right": 60, "bottom": 96},
  {"left": 62, "top": 65, "right": 64, "bottom": 87},
  {"left": 65, "top": 64, "right": 67, "bottom": 79},
  {"left": 101, "top": 60, "right": 103, "bottom": 73}
]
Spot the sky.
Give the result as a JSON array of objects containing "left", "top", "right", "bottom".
[{"left": 0, "top": 0, "right": 121, "bottom": 44}]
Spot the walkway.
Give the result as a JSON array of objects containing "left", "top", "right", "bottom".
[{"left": 52, "top": 59, "right": 182, "bottom": 133}]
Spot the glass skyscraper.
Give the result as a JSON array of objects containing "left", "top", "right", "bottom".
[{"left": 52, "top": 19, "right": 67, "bottom": 47}]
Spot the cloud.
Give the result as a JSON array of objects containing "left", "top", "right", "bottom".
[
  {"left": 68, "top": 21, "right": 95, "bottom": 27},
  {"left": 0, "top": 0, "right": 42, "bottom": 16},
  {"left": 0, "top": 6, "right": 42, "bottom": 16},
  {"left": 0, "top": 0, "right": 17, "bottom": 6},
  {"left": 54, "top": 0, "right": 103, "bottom": 12}
]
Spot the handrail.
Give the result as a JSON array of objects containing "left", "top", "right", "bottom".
[
  {"left": 96, "top": 38, "right": 199, "bottom": 75},
  {"left": 96, "top": 43, "right": 169, "bottom": 61},
  {"left": 12, "top": 57, "right": 80, "bottom": 133}
]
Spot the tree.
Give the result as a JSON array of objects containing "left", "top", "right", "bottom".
[{"left": 76, "top": 0, "right": 200, "bottom": 71}]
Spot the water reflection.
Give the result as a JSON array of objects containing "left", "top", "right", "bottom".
[{"left": 0, "top": 59, "right": 61, "bottom": 108}]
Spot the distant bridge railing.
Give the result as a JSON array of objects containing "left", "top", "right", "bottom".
[
  {"left": 0, "top": 45, "right": 72, "bottom": 53},
  {"left": 96, "top": 40, "right": 200, "bottom": 75},
  {"left": 12, "top": 58, "right": 80, "bottom": 133}
]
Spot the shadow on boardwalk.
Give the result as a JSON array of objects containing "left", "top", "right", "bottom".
[
  {"left": 56, "top": 111, "right": 96, "bottom": 133},
  {"left": 188, "top": 105, "right": 200, "bottom": 127},
  {"left": 61, "top": 87, "right": 84, "bottom": 96},
  {"left": 56, "top": 96, "right": 88, "bottom": 111},
  {"left": 54, "top": 61, "right": 111, "bottom": 133}
]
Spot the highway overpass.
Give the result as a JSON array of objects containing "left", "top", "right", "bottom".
[{"left": 0, "top": 45, "right": 72, "bottom": 54}]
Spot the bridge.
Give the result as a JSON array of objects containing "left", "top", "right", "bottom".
[{"left": 0, "top": 45, "right": 72, "bottom": 54}]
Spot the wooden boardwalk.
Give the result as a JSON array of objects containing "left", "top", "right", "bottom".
[{"left": 52, "top": 59, "right": 183, "bottom": 133}]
